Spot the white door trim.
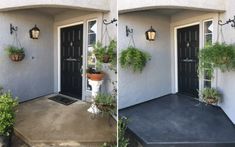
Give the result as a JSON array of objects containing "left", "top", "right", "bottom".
[
  {"left": 57, "top": 21, "right": 84, "bottom": 98},
  {"left": 173, "top": 22, "right": 200, "bottom": 93}
]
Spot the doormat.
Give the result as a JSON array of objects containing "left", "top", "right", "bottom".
[{"left": 49, "top": 96, "right": 77, "bottom": 105}]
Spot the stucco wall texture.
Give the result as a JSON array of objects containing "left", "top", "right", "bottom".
[
  {"left": 217, "top": 0, "right": 235, "bottom": 124},
  {"left": 118, "top": 12, "right": 172, "bottom": 109},
  {"left": 0, "top": 10, "right": 54, "bottom": 101}
]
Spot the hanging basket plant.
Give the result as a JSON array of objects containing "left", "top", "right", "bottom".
[
  {"left": 198, "top": 42, "right": 235, "bottom": 78},
  {"left": 119, "top": 46, "right": 151, "bottom": 72},
  {"left": 5, "top": 45, "right": 25, "bottom": 62},
  {"left": 93, "top": 40, "right": 116, "bottom": 63}
]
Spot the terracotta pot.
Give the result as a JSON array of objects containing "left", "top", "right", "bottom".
[
  {"left": 205, "top": 97, "right": 218, "bottom": 105},
  {"left": 87, "top": 72, "right": 104, "bottom": 81},
  {"left": 9, "top": 53, "right": 25, "bottom": 62},
  {"left": 103, "top": 54, "right": 110, "bottom": 63}
]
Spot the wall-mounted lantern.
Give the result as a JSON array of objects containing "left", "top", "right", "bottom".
[
  {"left": 145, "top": 26, "right": 156, "bottom": 41},
  {"left": 29, "top": 25, "right": 40, "bottom": 39}
]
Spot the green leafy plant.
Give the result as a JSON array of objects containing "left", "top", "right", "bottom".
[
  {"left": 199, "top": 88, "right": 221, "bottom": 105},
  {"left": 93, "top": 40, "right": 117, "bottom": 63},
  {"left": 5, "top": 45, "right": 25, "bottom": 62},
  {"left": 0, "top": 91, "right": 18, "bottom": 136},
  {"left": 118, "top": 117, "right": 129, "bottom": 147},
  {"left": 198, "top": 43, "right": 235, "bottom": 78},
  {"left": 5, "top": 45, "right": 24, "bottom": 55},
  {"left": 95, "top": 93, "right": 116, "bottom": 113},
  {"left": 119, "top": 46, "right": 151, "bottom": 72}
]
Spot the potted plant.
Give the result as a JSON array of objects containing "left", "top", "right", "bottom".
[
  {"left": 119, "top": 46, "right": 151, "bottom": 72},
  {"left": 200, "top": 88, "right": 221, "bottom": 105},
  {"left": 5, "top": 45, "right": 25, "bottom": 62},
  {"left": 198, "top": 43, "right": 235, "bottom": 78},
  {"left": 0, "top": 91, "right": 18, "bottom": 147},
  {"left": 95, "top": 93, "right": 116, "bottom": 113},
  {"left": 93, "top": 40, "right": 116, "bottom": 63},
  {"left": 86, "top": 62, "right": 105, "bottom": 81}
]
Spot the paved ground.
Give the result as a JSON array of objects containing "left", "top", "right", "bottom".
[
  {"left": 120, "top": 94, "right": 235, "bottom": 147},
  {"left": 14, "top": 95, "right": 116, "bottom": 147},
  {"left": 11, "top": 134, "right": 29, "bottom": 147}
]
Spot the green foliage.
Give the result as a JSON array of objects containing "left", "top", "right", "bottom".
[
  {"left": 200, "top": 88, "right": 221, "bottom": 104},
  {"left": 198, "top": 43, "right": 235, "bottom": 78},
  {"left": 93, "top": 40, "right": 117, "bottom": 63},
  {"left": 95, "top": 93, "right": 115, "bottom": 106},
  {"left": 0, "top": 91, "right": 18, "bottom": 136},
  {"left": 118, "top": 117, "right": 129, "bottom": 147},
  {"left": 86, "top": 62, "right": 103, "bottom": 74},
  {"left": 5, "top": 45, "right": 24, "bottom": 55},
  {"left": 119, "top": 46, "right": 151, "bottom": 72}
]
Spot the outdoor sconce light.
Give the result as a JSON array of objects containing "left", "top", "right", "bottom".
[
  {"left": 29, "top": 25, "right": 40, "bottom": 39},
  {"left": 145, "top": 26, "right": 156, "bottom": 41}
]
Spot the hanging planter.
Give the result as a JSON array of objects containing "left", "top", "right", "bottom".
[
  {"left": 5, "top": 46, "right": 25, "bottom": 62},
  {"left": 198, "top": 42, "right": 235, "bottom": 78},
  {"left": 93, "top": 40, "right": 117, "bottom": 63},
  {"left": 119, "top": 46, "right": 151, "bottom": 72}
]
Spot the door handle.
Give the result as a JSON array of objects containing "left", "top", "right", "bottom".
[
  {"left": 182, "top": 58, "right": 195, "bottom": 62},
  {"left": 65, "top": 57, "right": 78, "bottom": 62}
]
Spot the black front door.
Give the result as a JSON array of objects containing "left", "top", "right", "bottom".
[
  {"left": 177, "top": 25, "right": 199, "bottom": 97},
  {"left": 61, "top": 24, "right": 83, "bottom": 99}
]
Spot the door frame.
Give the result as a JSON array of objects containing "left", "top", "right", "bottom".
[
  {"left": 174, "top": 22, "right": 201, "bottom": 94},
  {"left": 57, "top": 21, "right": 84, "bottom": 99}
]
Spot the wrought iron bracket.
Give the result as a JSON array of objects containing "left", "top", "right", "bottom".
[
  {"left": 218, "top": 16, "right": 235, "bottom": 28},
  {"left": 10, "top": 24, "right": 18, "bottom": 35},
  {"left": 103, "top": 18, "right": 117, "bottom": 26},
  {"left": 126, "top": 26, "right": 133, "bottom": 37}
]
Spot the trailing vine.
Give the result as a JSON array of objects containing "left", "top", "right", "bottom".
[
  {"left": 198, "top": 42, "right": 235, "bottom": 78},
  {"left": 119, "top": 46, "right": 151, "bottom": 72}
]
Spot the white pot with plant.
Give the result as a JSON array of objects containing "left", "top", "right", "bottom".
[{"left": 87, "top": 62, "right": 105, "bottom": 114}]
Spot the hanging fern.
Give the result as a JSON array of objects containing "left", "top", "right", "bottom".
[
  {"left": 198, "top": 42, "right": 235, "bottom": 78},
  {"left": 119, "top": 46, "right": 151, "bottom": 72}
]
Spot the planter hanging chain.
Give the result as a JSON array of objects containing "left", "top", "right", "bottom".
[
  {"left": 217, "top": 13, "right": 225, "bottom": 43},
  {"left": 12, "top": 27, "right": 22, "bottom": 49},
  {"left": 102, "top": 18, "right": 117, "bottom": 46},
  {"left": 128, "top": 28, "right": 136, "bottom": 47}
]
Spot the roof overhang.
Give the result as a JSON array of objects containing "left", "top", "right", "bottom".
[
  {"left": 0, "top": 0, "right": 110, "bottom": 12},
  {"left": 119, "top": 0, "right": 226, "bottom": 14}
]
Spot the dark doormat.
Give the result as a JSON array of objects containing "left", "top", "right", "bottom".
[{"left": 49, "top": 95, "right": 77, "bottom": 105}]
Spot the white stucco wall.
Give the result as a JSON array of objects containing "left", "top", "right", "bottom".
[
  {"left": 118, "top": 0, "right": 225, "bottom": 13},
  {"left": 0, "top": 0, "right": 110, "bottom": 12},
  {"left": 216, "top": 0, "right": 235, "bottom": 123},
  {"left": 0, "top": 10, "right": 54, "bottom": 101},
  {"left": 118, "top": 12, "right": 172, "bottom": 109}
]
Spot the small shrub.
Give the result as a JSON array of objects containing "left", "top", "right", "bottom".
[{"left": 0, "top": 91, "right": 18, "bottom": 136}]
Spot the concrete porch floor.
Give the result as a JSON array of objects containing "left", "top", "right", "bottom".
[
  {"left": 14, "top": 95, "right": 116, "bottom": 147},
  {"left": 120, "top": 94, "right": 235, "bottom": 147}
]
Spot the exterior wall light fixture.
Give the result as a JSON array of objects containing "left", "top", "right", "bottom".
[
  {"left": 145, "top": 26, "right": 156, "bottom": 41},
  {"left": 29, "top": 25, "right": 40, "bottom": 39}
]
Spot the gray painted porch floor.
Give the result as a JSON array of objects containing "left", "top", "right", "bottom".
[
  {"left": 120, "top": 94, "right": 235, "bottom": 147},
  {"left": 14, "top": 95, "right": 116, "bottom": 147}
]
